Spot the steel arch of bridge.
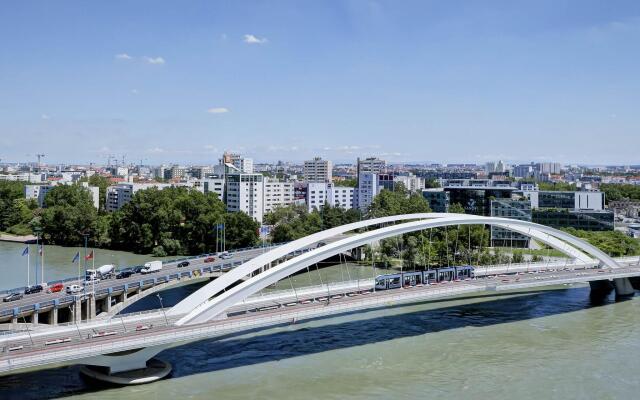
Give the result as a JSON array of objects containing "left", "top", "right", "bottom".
[{"left": 169, "top": 213, "right": 620, "bottom": 325}]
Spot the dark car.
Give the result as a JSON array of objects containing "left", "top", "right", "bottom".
[
  {"left": 3, "top": 292, "right": 23, "bottom": 302},
  {"left": 133, "top": 265, "right": 146, "bottom": 274},
  {"left": 177, "top": 261, "right": 190, "bottom": 268},
  {"left": 116, "top": 268, "right": 134, "bottom": 279},
  {"left": 316, "top": 241, "right": 327, "bottom": 248},
  {"left": 24, "top": 285, "right": 43, "bottom": 295}
]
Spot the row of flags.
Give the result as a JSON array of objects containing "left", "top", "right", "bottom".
[{"left": 21, "top": 247, "right": 93, "bottom": 263}]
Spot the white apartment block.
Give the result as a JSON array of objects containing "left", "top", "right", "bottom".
[
  {"left": 306, "top": 182, "right": 355, "bottom": 212},
  {"left": 192, "top": 178, "right": 225, "bottom": 199},
  {"left": 106, "top": 183, "right": 171, "bottom": 212},
  {"left": 221, "top": 152, "right": 253, "bottom": 174},
  {"left": 26, "top": 182, "right": 100, "bottom": 209},
  {"left": 225, "top": 173, "right": 264, "bottom": 223},
  {"left": 393, "top": 174, "right": 425, "bottom": 192},
  {"left": 264, "top": 178, "right": 295, "bottom": 214},
  {"left": 304, "top": 157, "right": 332, "bottom": 183}
]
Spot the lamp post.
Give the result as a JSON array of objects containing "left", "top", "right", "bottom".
[{"left": 156, "top": 294, "right": 169, "bottom": 326}]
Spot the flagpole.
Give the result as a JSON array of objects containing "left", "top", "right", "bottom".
[
  {"left": 27, "top": 246, "right": 30, "bottom": 287},
  {"left": 41, "top": 242, "right": 45, "bottom": 285}
]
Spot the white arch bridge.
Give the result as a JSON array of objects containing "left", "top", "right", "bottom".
[{"left": 1, "top": 213, "right": 639, "bottom": 384}]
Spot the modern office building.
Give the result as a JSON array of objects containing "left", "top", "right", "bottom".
[
  {"left": 192, "top": 178, "right": 225, "bottom": 199},
  {"left": 394, "top": 174, "right": 425, "bottom": 192},
  {"left": 513, "top": 163, "right": 536, "bottom": 179},
  {"left": 191, "top": 166, "right": 213, "bottom": 179},
  {"left": 357, "top": 172, "right": 381, "bottom": 211},
  {"left": 532, "top": 209, "right": 614, "bottom": 231},
  {"left": 303, "top": 157, "right": 332, "bottom": 183},
  {"left": 421, "top": 189, "right": 450, "bottom": 213},
  {"left": 490, "top": 199, "right": 532, "bottom": 247},
  {"left": 306, "top": 182, "right": 354, "bottom": 212},
  {"left": 522, "top": 190, "right": 605, "bottom": 210},
  {"left": 225, "top": 173, "right": 264, "bottom": 222},
  {"left": 445, "top": 185, "right": 515, "bottom": 216}
]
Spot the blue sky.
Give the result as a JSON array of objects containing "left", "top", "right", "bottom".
[{"left": 1, "top": 1, "right": 639, "bottom": 165}]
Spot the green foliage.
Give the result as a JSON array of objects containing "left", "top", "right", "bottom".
[
  {"left": 600, "top": 184, "right": 640, "bottom": 203},
  {"left": 0, "top": 181, "right": 34, "bottom": 233},
  {"left": 424, "top": 179, "right": 440, "bottom": 189},
  {"left": 110, "top": 186, "right": 228, "bottom": 255},
  {"left": 367, "top": 189, "right": 431, "bottom": 218},
  {"left": 448, "top": 203, "right": 465, "bottom": 214},
  {"left": 563, "top": 228, "right": 640, "bottom": 257},
  {"left": 537, "top": 182, "right": 577, "bottom": 191},
  {"left": 40, "top": 184, "right": 98, "bottom": 245},
  {"left": 266, "top": 204, "right": 361, "bottom": 243},
  {"left": 337, "top": 178, "right": 357, "bottom": 187}
]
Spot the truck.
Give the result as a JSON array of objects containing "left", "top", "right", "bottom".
[
  {"left": 85, "top": 264, "right": 116, "bottom": 280},
  {"left": 140, "top": 260, "right": 163, "bottom": 274}
]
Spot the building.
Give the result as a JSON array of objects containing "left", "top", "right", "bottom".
[
  {"left": 512, "top": 164, "right": 536, "bottom": 179},
  {"left": 522, "top": 190, "right": 605, "bottom": 210},
  {"left": 225, "top": 173, "right": 264, "bottom": 222},
  {"left": 192, "top": 178, "right": 225, "bottom": 199},
  {"left": 306, "top": 182, "right": 354, "bottom": 212},
  {"left": 26, "top": 182, "right": 100, "bottom": 210},
  {"left": 485, "top": 160, "right": 507, "bottom": 174},
  {"left": 357, "top": 157, "right": 386, "bottom": 174},
  {"left": 536, "top": 162, "right": 562, "bottom": 175},
  {"left": 445, "top": 185, "right": 515, "bottom": 216},
  {"left": 191, "top": 166, "right": 213, "bottom": 179},
  {"left": 490, "top": 199, "right": 532, "bottom": 247},
  {"left": 422, "top": 189, "right": 450, "bottom": 213},
  {"left": 532, "top": 209, "right": 614, "bottom": 231},
  {"left": 357, "top": 172, "right": 381, "bottom": 212},
  {"left": 164, "top": 165, "right": 187, "bottom": 180},
  {"left": 303, "top": 157, "right": 332, "bottom": 183},
  {"left": 263, "top": 178, "right": 295, "bottom": 214},
  {"left": 221, "top": 152, "right": 253, "bottom": 174},
  {"left": 105, "top": 182, "right": 171, "bottom": 212},
  {"left": 394, "top": 174, "right": 425, "bottom": 192}
]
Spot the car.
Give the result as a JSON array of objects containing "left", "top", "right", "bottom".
[
  {"left": 116, "top": 268, "right": 134, "bottom": 279},
  {"left": 47, "top": 283, "right": 64, "bottom": 293},
  {"left": 84, "top": 277, "right": 101, "bottom": 286},
  {"left": 219, "top": 252, "right": 233, "bottom": 260},
  {"left": 133, "top": 265, "right": 146, "bottom": 274},
  {"left": 177, "top": 261, "right": 190, "bottom": 268},
  {"left": 204, "top": 256, "right": 216, "bottom": 263},
  {"left": 24, "top": 285, "right": 43, "bottom": 295},
  {"left": 316, "top": 241, "right": 327, "bottom": 248},
  {"left": 66, "top": 284, "right": 83, "bottom": 294},
  {"left": 3, "top": 292, "right": 23, "bottom": 302}
]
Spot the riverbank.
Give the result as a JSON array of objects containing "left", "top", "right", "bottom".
[{"left": 0, "top": 233, "right": 37, "bottom": 243}]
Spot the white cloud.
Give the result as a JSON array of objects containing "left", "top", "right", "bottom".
[
  {"left": 144, "top": 56, "right": 165, "bottom": 65},
  {"left": 130, "top": 89, "right": 139, "bottom": 95},
  {"left": 207, "top": 107, "right": 229, "bottom": 114},
  {"left": 115, "top": 53, "right": 132, "bottom": 60},
  {"left": 146, "top": 147, "right": 165, "bottom": 154},
  {"left": 41, "top": 114, "right": 51, "bottom": 120},
  {"left": 243, "top": 34, "right": 268, "bottom": 44}
]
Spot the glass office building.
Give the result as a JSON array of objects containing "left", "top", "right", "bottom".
[
  {"left": 490, "top": 199, "right": 532, "bottom": 247},
  {"left": 532, "top": 209, "right": 614, "bottom": 231}
]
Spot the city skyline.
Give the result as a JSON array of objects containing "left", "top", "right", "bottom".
[{"left": 1, "top": 1, "right": 640, "bottom": 165}]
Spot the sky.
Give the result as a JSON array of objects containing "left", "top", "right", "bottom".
[{"left": 0, "top": 1, "right": 639, "bottom": 165}]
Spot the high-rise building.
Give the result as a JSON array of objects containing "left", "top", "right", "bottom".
[
  {"left": 536, "top": 162, "right": 562, "bottom": 175},
  {"left": 306, "top": 182, "right": 354, "bottom": 212},
  {"left": 357, "top": 172, "right": 381, "bottom": 211},
  {"left": 225, "top": 173, "right": 264, "bottom": 222},
  {"left": 303, "top": 157, "right": 332, "bottom": 183},
  {"left": 106, "top": 182, "right": 171, "bottom": 212}
]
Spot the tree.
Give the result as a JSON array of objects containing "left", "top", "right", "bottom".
[
  {"left": 40, "top": 184, "right": 98, "bottom": 245},
  {"left": 224, "top": 212, "right": 259, "bottom": 249}
]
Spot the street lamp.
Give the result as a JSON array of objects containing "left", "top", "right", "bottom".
[{"left": 156, "top": 294, "right": 169, "bottom": 326}]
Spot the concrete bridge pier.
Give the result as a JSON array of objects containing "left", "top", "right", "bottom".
[
  {"left": 613, "top": 278, "right": 635, "bottom": 297},
  {"left": 590, "top": 278, "right": 636, "bottom": 299},
  {"left": 79, "top": 344, "right": 171, "bottom": 385}
]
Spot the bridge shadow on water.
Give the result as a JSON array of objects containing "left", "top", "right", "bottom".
[{"left": 0, "top": 285, "right": 629, "bottom": 400}]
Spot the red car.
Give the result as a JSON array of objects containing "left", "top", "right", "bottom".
[
  {"left": 204, "top": 256, "right": 216, "bottom": 263},
  {"left": 48, "top": 283, "right": 64, "bottom": 293}
]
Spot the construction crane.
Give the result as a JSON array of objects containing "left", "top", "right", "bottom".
[{"left": 35, "top": 154, "right": 45, "bottom": 173}]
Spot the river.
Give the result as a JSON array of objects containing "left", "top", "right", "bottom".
[{"left": 1, "top": 243, "right": 639, "bottom": 399}]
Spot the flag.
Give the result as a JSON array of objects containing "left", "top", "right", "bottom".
[
  {"left": 21, "top": 247, "right": 29, "bottom": 256},
  {"left": 85, "top": 250, "right": 94, "bottom": 260},
  {"left": 259, "top": 225, "right": 271, "bottom": 239},
  {"left": 72, "top": 252, "right": 80, "bottom": 263}
]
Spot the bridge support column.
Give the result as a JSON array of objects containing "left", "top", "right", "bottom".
[
  {"left": 51, "top": 307, "right": 58, "bottom": 326},
  {"left": 106, "top": 295, "right": 112, "bottom": 313},
  {"left": 31, "top": 311, "right": 38, "bottom": 325},
  {"left": 79, "top": 344, "right": 171, "bottom": 385},
  {"left": 73, "top": 297, "right": 82, "bottom": 323},
  {"left": 613, "top": 278, "right": 635, "bottom": 297}
]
